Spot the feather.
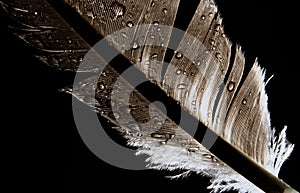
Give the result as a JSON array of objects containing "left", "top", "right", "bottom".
[{"left": 1, "top": 0, "right": 296, "bottom": 192}]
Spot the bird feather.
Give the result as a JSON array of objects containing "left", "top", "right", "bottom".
[{"left": 0, "top": 0, "right": 295, "bottom": 192}]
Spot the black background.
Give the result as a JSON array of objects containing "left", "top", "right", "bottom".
[{"left": 0, "top": 0, "right": 298, "bottom": 192}]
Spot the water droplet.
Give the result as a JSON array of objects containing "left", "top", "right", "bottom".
[
  {"left": 157, "top": 27, "right": 161, "bottom": 32},
  {"left": 221, "top": 33, "right": 226, "bottom": 37},
  {"left": 153, "top": 21, "right": 159, "bottom": 26},
  {"left": 183, "top": 71, "right": 187, "bottom": 75},
  {"left": 34, "top": 11, "right": 38, "bottom": 15},
  {"left": 208, "top": 112, "right": 212, "bottom": 118},
  {"left": 68, "top": 39, "right": 72, "bottom": 44},
  {"left": 177, "top": 83, "right": 186, "bottom": 90},
  {"left": 151, "top": 53, "right": 158, "bottom": 58},
  {"left": 162, "top": 8, "right": 168, "bottom": 14},
  {"left": 149, "top": 34, "right": 155, "bottom": 39},
  {"left": 249, "top": 92, "right": 252, "bottom": 96},
  {"left": 190, "top": 72, "right": 195, "bottom": 76},
  {"left": 126, "top": 21, "right": 134, "bottom": 27},
  {"left": 111, "top": 1, "right": 126, "bottom": 18},
  {"left": 175, "top": 51, "right": 183, "bottom": 59},
  {"left": 187, "top": 147, "right": 199, "bottom": 153},
  {"left": 151, "top": 133, "right": 165, "bottom": 139},
  {"left": 209, "top": 39, "right": 215, "bottom": 45},
  {"left": 215, "top": 52, "right": 223, "bottom": 60},
  {"left": 121, "top": 32, "right": 128, "bottom": 38},
  {"left": 192, "top": 101, "right": 196, "bottom": 105},
  {"left": 127, "top": 13, "right": 133, "bottom": 18},
  {"left": 208, "top": 12, "right": 214, "bottom": 17},
  {"left": 238, "top": 109, "right": 242, "bottom": 114},
  {"left": 176, "top": 69, "right": 182, "bottom": 75},
  {"left": 132, "top": 41, "right": 139, "bottom": 49},
  {"left": 201, "top": 15, "right": 206, "bottom": 20},
  {"left": 227, "top": 81, "right": 235, "bottom": 92},
  {"left": 150, "top": 0, "right": 155, "bottom": 7},
  {"left": 97, "top": 82, "right": 105, "bottom": 90},
  {"left": 114, "top": 113, "right": 120, "bottom": 119},
  {"left": 242, "top": 98, "right": 247, "bottom": 105},
  {"left": 194, "top": 60, "right": 201, "bottom": 66}
]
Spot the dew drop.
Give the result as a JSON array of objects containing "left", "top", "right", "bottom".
[
  {"left": 121, "top": 32, "right": 128, "bottom": 38},
  {"left": 187, "top": 147, "right": 199, "bottom": 153},
  {"left": 114, "top": 113, "right": 120, "bottom": 119},
  {"left": 177, "top": 83, "right": 186, "bottom": 90},
  {"left": 149, "top": 34, "right": 155, "bottom": 39},
  {"left": 111, "top": 1, "right": 126, "bottom": 18},
  {"left": 209, "top": 39, "right": 215, "bottom": 45},
  {"left": 153, "top": 21, "right": 159, "bottom": 26},
  {"left": 126, "top": 21, "right": 134, "bottom": 27},
  {"left": 162, "top": 8, "right": 168, "bottom": 14},
  {"left": 227, "top": 81, "right": 235, "bottom": 92},
  {"left": 208, "top": 112, "right": 211, "bottom": 118},
  {"left": 208, "top": 12, "right": 214, "bottom": 17},
  {"left": 242, "top": 98, "right": 247, "bottom": 105},
  {"left": 190, "top": 72, "right": 195, "bottom": 76},
  {"left": 183, "top": 71, "right": 187, "bottom": 75},
  {"left": 132, "top": 41, "right": 139, "bottom": 49},
  {"left": 97, "top": 82, "right": 105, "bottom": 90},
  {"left": 192, "top": 100, "right": 196, "bottom": 105},
  {"left": 176, "top": 69, "right": 182, "bottom": 75},
  {"left": 201, "top": 15, "right": 206, "bottom": 20},
  {"left": 194, "top": 60, "right": 201, "bottom": 66},
  {"left": 175, "top": 51, "right": 183, "bottom": 59},
  {"left": 221, "top": 33, "right": 226, "bottom": 37},
  {"left": 145, "top": 60, "right": 150, "bottom": 65},
  {"left": 238, "top": 109, "right": 242, "bottom": 114},
  {"left": 34, "top": 11, "right": 38, "bottom": 15},
  {"left": 215, "top": 52, "right": 222, "bottom": 60},
  {"left": 68, "top": 39, "right": 72, "bottom": 44},
  {"left": 127, "top": 12, "right": 133, "bottom": 17},
  {"left": 150, "top": 0, "right": 155, "bottom": 7},
  {"left": 151, "top": 133, "right": 165, "bottom": 139},
  {"left": 151, "top": 53, "right": 158, "bottom": 58}
]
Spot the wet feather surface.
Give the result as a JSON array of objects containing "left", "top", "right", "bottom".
[{"left": 0, "top": 0, "right": 297, "bottom": 192}]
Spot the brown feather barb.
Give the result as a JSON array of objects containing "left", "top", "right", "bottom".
[{"left": 0, "top": 0, "right": 296, "bottom": 192}]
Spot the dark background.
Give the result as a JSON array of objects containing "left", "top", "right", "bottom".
[{"left": 1, "top": 0, "right": 298, "bottom": 192}]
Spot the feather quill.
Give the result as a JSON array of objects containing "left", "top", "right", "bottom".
[{"left": 0, "top": 0, "right": 296, "bottom": 192}]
